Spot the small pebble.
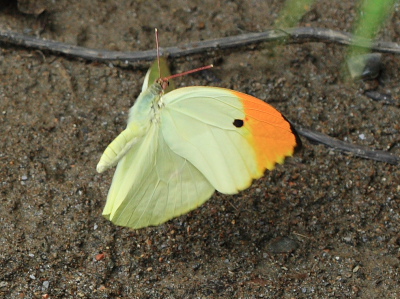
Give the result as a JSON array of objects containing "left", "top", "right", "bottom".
[
  {"left": 95, "top": 253, "right": 105, "bottom": 261},
  {"left": 268, "top": 236, "right": 299, "bottom": 253},
  {"left": 42, "top": 281, "right": 49, "bottom": 290}
]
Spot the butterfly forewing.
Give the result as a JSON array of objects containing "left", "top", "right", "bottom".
[{"left": 161, "top": 86, "right": 299, "bottom": 194}]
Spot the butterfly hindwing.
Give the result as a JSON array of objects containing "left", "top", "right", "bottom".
[{"left": 103, "top": 124, "right": 214, "bottom": 229}]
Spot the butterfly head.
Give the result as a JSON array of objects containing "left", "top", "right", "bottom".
[
  {"left": 156, "top": 78, "right": 170, "bottom": 92},
  {"left": 154, "top": 28, "right": 213, "bottom": 94}
]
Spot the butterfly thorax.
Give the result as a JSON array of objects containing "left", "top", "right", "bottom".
[{"left": 127, "top": 81, "right": 165, "bottom": 126}]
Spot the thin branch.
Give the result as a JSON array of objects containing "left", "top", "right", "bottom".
[
  {"left": 295, "top": 126, "right": 399, "bottom": 165},
  {"left": 1, "top": 27, "right": 400, "bottom": 63},
  {"left": 1, "top": 27, "right": 398, "bottom": 165}
]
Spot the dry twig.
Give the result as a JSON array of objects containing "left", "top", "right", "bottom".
[
  {"left": 1, "top": 27, "right": 400, "bottom": 62},
  {"left": 294, "top": 126, "right": 399, "bottom": 165},
  {"left": 0, "top": 27, "right": 398, "bottom": 164}
]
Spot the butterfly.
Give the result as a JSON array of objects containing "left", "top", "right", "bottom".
[{"left": 97, "top": 33, "right": 300, "bottom": 229}]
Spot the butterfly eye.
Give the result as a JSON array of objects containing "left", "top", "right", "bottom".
[
  {"left": 233, "top": 119, "right": 244, "bottom": 128},
  {"left": 159, "top": 80, "right": 169, "bottom": 90}
]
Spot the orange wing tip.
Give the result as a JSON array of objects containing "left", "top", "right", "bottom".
[
  {"left": 264, "top": 153, "right": 291, "bottom": 171},
  {"left": 231, "top": 89, "right": 300, "bottom": 172}
]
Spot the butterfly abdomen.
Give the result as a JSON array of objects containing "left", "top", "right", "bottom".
[{"left": 96, "top": 124, "right": 146, "bottom": 173}]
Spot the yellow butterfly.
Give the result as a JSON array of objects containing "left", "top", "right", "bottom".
[{"left": 97, "top": 35, "right": 300, "bottom": 229}]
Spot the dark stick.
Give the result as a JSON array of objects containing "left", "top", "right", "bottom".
[
  {"left": 295, "top": 126, "right": 399, "bottom": 165},
  {"left": 1, "top": 27, "right": 400, "bottom": 63},
  {"left": 1, "top": 27, "right": 398, "bottom": 164}
]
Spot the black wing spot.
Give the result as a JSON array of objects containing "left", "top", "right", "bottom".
[{"left": 233, "top": 119, "right": 244, "bottom": 128}]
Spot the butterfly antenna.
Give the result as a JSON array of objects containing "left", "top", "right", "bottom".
[
  {"left": 163, "top": 64, "right": 214, "bottom": 81},
  {"left": 155, "top": 28, "right": 161, "bottom": 78},
  {"left": 155, "top": 29, "right": 213, "bottom": 84}
]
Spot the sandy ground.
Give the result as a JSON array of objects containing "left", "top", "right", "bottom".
[{"left": 1, "top": 0, "right": 399, "bottom": 298}]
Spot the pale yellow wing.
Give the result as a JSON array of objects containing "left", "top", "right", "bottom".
[
  {"left": 161, "top": 86, "right": 299, "bottom": 194},
  {"left": 102, "top": 124, "right": 215, "bottom": 229}
]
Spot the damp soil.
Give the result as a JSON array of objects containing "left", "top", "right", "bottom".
[{"left": 1, "top": 1, "right": 399, "bottom": 298}]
